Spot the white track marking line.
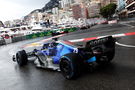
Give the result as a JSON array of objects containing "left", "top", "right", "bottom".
[
  {"left": 116, "top": 42, "right": 135, "bottom": 48},
  {"left": 112, "top": 34, "right": 126, "bottom": 37},
  {"left": 69, "top": 39, "right": 84, "bottom": 42}
]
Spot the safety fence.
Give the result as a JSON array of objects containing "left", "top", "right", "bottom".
[
  {"left": 22, "top": 27, "right": 77, "bottom": 40},
  {"left": 0, "top": 27, "right": 77, "bottom": 46}
]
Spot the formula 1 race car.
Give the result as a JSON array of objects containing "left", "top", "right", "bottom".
[
  {"left": 12, "top": 36, "right": 116, "bottom": 79},
  {"left": 51, "top": 29, "right": 68, "bottom": 36}
]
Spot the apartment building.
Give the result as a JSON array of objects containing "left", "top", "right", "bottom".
[
  {"left": 100, "top": 0, "right": 117, "bottom": 7},
  {"left": 0, "top": 21, "right": 4, "bottom": 27},
  {"left": 125, "top": 0, "right": 135, "bottom": 17}
]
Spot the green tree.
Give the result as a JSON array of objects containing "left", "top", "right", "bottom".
[{"left": 100, "top": 3, "right": 117, "bottom": 19}]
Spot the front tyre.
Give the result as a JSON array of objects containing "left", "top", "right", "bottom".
[
  {"left": 16, "top": 50, "right": 28, "bottom": 66},
  {"left": 60, "top": 53, "right": 82, "bottom": 80}
]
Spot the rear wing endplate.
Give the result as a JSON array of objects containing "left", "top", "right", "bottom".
[{"left": 85, "top": 36, "right": 115, "bottom": 48}]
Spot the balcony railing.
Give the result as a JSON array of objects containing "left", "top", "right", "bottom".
[
  {"left": 128, "top": 9, "right": 135, "bottom": 14},
  {"left": 128, "top": 4, "right": 135, "bottom": 11},
  {"left": 126, "top": 0, "right": 135, "bottom": 5},
  {"left": 126, "top": 1, "right": 135, "bottom": 9}
]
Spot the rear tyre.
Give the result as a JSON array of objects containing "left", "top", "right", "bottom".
[
  {"left": 16, "top": 50, "right": 28, "bottom": 66},
  {"left": 60, "top": 53, "right": 82, "bottom": 79}
]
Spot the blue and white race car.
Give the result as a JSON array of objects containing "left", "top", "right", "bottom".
[{"left": 13, "top": 36, "right": 116, "bottom": 79}]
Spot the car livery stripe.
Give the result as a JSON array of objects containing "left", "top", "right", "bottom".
[{"left": 83, "top": 37, "right": 97, "bottom": 41}]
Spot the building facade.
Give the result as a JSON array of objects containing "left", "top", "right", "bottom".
[
  {"left": 117, "top": 0, "right": 127, "bottom": 18},
  {"left": 125, "top": 0, "right": 135, "bottom": 17},
  {"left": 72, "top": 3, "right": 89, "bottom": 20},
  {"left": 72, "top": 4, "right": 83, "bottom": 19},
  {"left": 117, "top": 0, "right": 126, "bottom": 11},
  {"left": 72, "top": 0, "right": 118, "bottom": 19},
  {"left": 54, "top": 0, "right": 75, "bottom": 23},
  {"left": 87, "top": 2, "right": 101, "bottom": 18},
  {"left": 0, "top": 21, "right": 4, "bottom": 27},
  {"left": 100, "top": 0, "right": 117, "bottom": 7},
  {"left": 60, "top": 0, "right": 74, "bottom": 10}
]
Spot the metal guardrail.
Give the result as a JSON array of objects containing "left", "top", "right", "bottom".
[
  {"left": 0, "top": 27, "right": 78, "bottom": 46},
  {"left": 12, "top": 36, "right": 27, "bottom": 43}
]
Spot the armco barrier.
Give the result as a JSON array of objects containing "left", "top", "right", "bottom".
[
  {"left": 0, "top": 27, "right": 78, "bottom": 46},
  {"left": 10, "top": 27, "right": 77, "bottom": 44},
  {"left": 12, "top": 36, "right": 26, "bottom": 43},
  {"left": 26, "top": 34, "right": 33, "bottom": 39},
  {"left": 68, "top": 27, "right": 77, "bottom": 32},
  {"left": 25, "top": 31, "right": 53, "bottom": 40}
]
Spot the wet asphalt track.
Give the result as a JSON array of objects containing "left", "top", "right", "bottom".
[{"left": 0, "top": 23, "right": 135, "bottom": 90}]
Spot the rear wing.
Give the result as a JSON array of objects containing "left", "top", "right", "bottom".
[{"left": 85, "top": 36, "right": 116, "bottom": 48}]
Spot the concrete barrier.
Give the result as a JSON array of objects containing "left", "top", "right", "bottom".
[{"left": 12, "top": 36, "right": 26, "bottom": 43}]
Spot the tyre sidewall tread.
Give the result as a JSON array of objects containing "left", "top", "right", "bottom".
[
  {"left": 16, "top": 50, "right": 28, "bottom": 66},
  {"left": 60, "top": 53, "right": 82, "bottom": 79}
]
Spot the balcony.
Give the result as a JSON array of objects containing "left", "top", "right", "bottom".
[
  {"left": 128, "top": 9, "right": 135, "bottom": 14},
  {"left": 127, "top": 4, "right": 135, "bottom": 11},
  {"left": 125, "top": 1, "right": 135, "bottom": 9},
  {"left": 126, "top": 0, "right": 135, "bottom": 5}
]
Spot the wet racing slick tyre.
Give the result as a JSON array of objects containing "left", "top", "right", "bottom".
[
  {"left": 60, "top": 53, "right": 82, "bottom": 80},
  {"left": 96, "top": 49, "right": 115, "bottom": 65},
  {"left": 16, "top": 50, "right": 28, "bottom": 66}
]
